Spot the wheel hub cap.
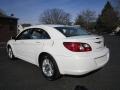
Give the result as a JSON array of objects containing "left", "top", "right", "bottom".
[{"left": 42, "top": 59, "right": 54, "bottom": 77}]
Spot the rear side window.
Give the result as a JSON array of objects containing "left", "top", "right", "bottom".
[
  {"left": 31, "top": 31, "right": 42, "bottom": 39},
  {"left": 54, "top": 27, "right": 90, "bottom": 37},
  {"left": 31, "top": 28, "right": 50, "bottom": 39}
]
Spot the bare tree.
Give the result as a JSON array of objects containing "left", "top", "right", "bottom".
[
  {"left": 39, "top": 8, "right": 71, "bottom": 25},
  {"left": 75, "top": 9, "right": 96, "bottom": 30},
  {"left": 82, "top": 10, "right": 96, "bottom": 23}
]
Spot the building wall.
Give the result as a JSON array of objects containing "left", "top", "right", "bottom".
[{"left": 0, "top": 17, "right": 17, "bottom": 42}]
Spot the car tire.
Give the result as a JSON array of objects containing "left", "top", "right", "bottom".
[
  {"left": 39, "top": 54, "right": 60, "bottom": 81},
  {"left": 7, "top": 46, "right": 15, "bottom": 60}
]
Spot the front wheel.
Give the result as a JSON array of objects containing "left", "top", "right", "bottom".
[
  {"left": 7, "top": 46, "right": 15, "bottom": 60},
  {"left": 40, "top": 54, "right": 60, "bottom": 81}
]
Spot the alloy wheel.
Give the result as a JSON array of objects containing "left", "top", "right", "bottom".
[{"left": 42, "top": 58, "right": 54, "bottom": 77}]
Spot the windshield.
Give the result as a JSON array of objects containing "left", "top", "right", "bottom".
[{"left": 54, "top": 27, "right": 90, "bottom": 37}]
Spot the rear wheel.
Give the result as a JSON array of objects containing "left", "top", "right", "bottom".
[
  {"left": 40, "top": 54, "right": 60, "bottom": 81},
  {"left": 7, "top": 46, "right": 15, "bottom": 60}
]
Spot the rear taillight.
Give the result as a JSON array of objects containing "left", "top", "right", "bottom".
[{"left": 63, "top": 42, "right": 92, "bottom": 52}]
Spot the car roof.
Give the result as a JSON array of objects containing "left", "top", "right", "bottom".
[
  {"left": 22, "top": 24, "right": 67, "bottom": 39},
  {"left": 24, "top": 24, "right": 70, "bottom": 29}
]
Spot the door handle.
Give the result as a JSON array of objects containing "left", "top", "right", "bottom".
[
  {"left": 20, "top": 41, "right": 24, "bottom": 43},
  {"left": 36, "top": 42, "right": 41, "bottom": 43}
]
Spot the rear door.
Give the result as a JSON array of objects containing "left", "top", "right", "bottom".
[{"left": 24, "top": 28, "right": 51, "bottom": 65}]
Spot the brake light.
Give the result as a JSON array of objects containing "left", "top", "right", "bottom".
[{"left": 63, "top": 42, "right": 92, "bottom": 52}]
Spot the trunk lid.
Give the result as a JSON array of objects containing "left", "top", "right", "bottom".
[{"left": 65, "top": 35, "right": 104, "bottom": 51}]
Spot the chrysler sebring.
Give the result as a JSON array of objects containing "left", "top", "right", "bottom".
[{"left": 7, "top": 25, "right": 109, "bottom": 80}]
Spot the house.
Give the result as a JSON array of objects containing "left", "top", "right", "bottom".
[{"left": 0, "top": 15, "right": 18, "bottom": 42}]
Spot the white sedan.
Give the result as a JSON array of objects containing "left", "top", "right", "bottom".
[{"left": 7, "top": 25, "right": 109, "bottom": 80}]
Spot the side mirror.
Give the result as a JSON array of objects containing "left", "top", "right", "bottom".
[{"left": 11, "top": 36, "right": 16, "bottom": 40}]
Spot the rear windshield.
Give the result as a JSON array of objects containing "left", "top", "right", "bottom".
[{"left": 54, "top": 27, "right": 90, "bottom": 37}]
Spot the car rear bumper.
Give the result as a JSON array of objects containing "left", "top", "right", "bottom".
[{"left": 54, "top": 47, "right": 109, "bottom": 75}]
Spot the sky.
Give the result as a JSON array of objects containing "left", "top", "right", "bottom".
[{"left": 0, "top": 0, "right": 107, "bottom": 25}]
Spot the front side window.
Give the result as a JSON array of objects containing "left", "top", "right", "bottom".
[
  {"left": 54, "top": 27, "right": 90, "bottom": 37},
  {"left": 16, "top": 29, "right": 32, "bottom": 40}
]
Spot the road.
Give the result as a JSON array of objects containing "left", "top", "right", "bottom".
[{"left": 0, "top": 36, "right": 120, "bottom": 90}]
